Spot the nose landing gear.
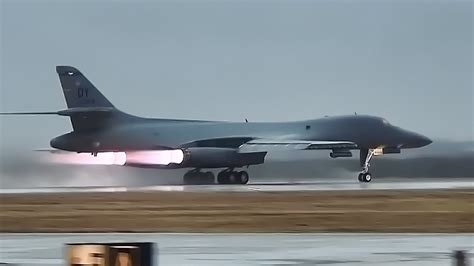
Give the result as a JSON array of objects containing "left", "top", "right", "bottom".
[
  {"left": 358, "top": 149, "right": 375, "bottom": 183},
  {"left": 358, "top": 172, "right": 372, "bottom": 182}
]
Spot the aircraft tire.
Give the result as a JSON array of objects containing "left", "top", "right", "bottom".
[
  {"left": 217, "top": 170, "right": 249, "bottom": 185},
  {"left": 357, "top": 173, "right": 364, "bottom": 182},
  {"left": 362, "top": 172, "right": 372, "bottom": 182},
  {"left": 238, "top": 171, "right": 249, "bottom": 184},
  {"left": 183, "top": 171, "right": 195, "bottom": 184},
  {"left": 183, "top": 171, "right": 215, "bottom": 185},
  {"left": 227, "top": 171, "right": 238, "bottom": 184},
  {"left": 217, "top": 171, "right": 230, "bottom": 184}
]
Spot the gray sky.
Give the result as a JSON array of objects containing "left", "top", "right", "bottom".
[{"left": 1, "top": 0, "right": 473, "bottom": 151}]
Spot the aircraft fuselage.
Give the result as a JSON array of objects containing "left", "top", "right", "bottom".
[{"left": 51, "top": 115, "right": 431, "bottom": 153}]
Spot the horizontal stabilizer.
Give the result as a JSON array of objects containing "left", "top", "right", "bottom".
[
  {"left": 0, "top": 111, "right": 58, "bottom": 115},
  {"left": 34, "top": 149, "right": 68, "bottom": 154},
  {"left": 56, "top": 107, "right": 116, "bottom": 116},
  {"left": 1, "top": 107, "right": 118, "bottom": 117}
]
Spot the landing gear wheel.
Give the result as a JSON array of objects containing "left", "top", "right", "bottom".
[
  {"left": 217, "top": 170, "right": 250, "bottom": 184},
  {"left": 358, "top": 173, "right": 364, "bottom": 182},
  {"left": 217, "top": 172, "right": 228, "bottom": 184},
  {"left": 238, "top": 171, "right": 249, "bottom": 184},
  {"left": 227, "top": 171, "right": 238, "bottom": 184},
  {"left": 217, "top": 172, "right": 226, "bottom": 184},
  {"left": 362, "top": 172, "right": 372, "bottom": 182},
  {"left": 183, "top": 170, "right": 215, "bottom": 185},
  {"left": 183, "top": 171, "right": 195, "bottom": 184}
]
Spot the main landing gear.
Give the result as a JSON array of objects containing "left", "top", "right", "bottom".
[
  {"left": 183, "top": 169, "right": 215, "bottom": 185},
  {"left": 217, "top": 169, "right": 249, "bottom": 185},
  {"left": 182, "top": 169, "right": 250, "bottom": 185},
  {"left": 358, "top": 149, "right": 375, "bottom": 183}
]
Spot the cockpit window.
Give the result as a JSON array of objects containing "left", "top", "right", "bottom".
[{"left": 382, "top": 119, "right": 390, "bottom": 125}]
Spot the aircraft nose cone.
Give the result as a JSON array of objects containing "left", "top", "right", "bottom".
[
  {"left": 410, "top": 133, "right": 432, "bottom": 148},
  {"left": 418, "top": 135, "right": 433, "bottom": 147},
  {"left": 399, "top": 129, "right": 432, "bottom": 148}
]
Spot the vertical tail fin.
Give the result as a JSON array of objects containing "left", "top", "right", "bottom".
[
  {"left": 56, "top": 66, "right": 122, "bottom": 131},
  {"left": 56, "top": 66, "right": 114, "bottom": 108}
]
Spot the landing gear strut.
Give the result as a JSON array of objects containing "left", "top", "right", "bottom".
[
  {"left": 358, "top": 149, "right": 375, "bottom": 183},
  {"left": 217, "top": 169, "right": 249, "bottom": 185},
  {"left": 183, "top": 169, "right": 215, "bottom": 185}
]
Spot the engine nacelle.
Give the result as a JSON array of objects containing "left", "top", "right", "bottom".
[
  {"left": 330, "top": 150, "right": 352, "bottom": 158},
  {"left": 179, "top": 147, "right": 266, "bottom": 168}
]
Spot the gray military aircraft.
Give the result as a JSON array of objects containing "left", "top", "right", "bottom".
[{"left": 1, "top": 66, "right": 432, "bottom": 184}]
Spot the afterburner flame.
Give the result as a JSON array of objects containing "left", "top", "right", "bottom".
[
  {"left": 125, "top": 150, "right": 184, "bottom": 165},
  {"left": 45, "top": 150, "right": 184, "bottom": 166},
  {"left": 47, "top": 152, "right": 127, "bottom": 166}
]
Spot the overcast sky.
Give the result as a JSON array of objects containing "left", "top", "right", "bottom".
[{"left": 1, "top": 0, "right": 473, "bottom": 151}]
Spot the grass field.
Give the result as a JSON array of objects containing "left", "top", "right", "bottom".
[{"left": 1, "top": 189, "right": 473, "bottom": 233}]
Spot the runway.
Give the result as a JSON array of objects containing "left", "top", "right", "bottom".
[
  {"left": 0, "top": 178, "right": 472, "bottom": 194},
  {"left": 0, "top": 233, "right": 472, "bottom": 266}
]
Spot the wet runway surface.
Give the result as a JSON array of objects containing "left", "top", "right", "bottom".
[
  {"left": 0, "top": 233, "right": 472, "bottom": 266},
  {"left": 0, "top": 178, "right": 472, "bottom": 194}
]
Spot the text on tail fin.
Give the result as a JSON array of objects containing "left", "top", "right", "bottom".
[{"left": 56, "top": 66, "right": 114, "bottom": 109}]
